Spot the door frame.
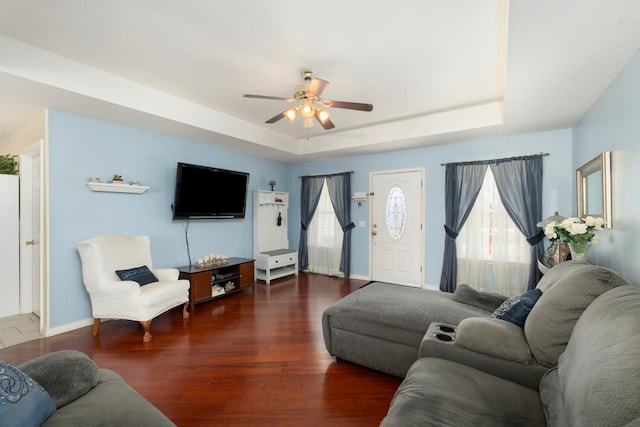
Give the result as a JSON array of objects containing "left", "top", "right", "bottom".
[
  {"left": 368, "top": 167, "right": 425, "bottom": 287},
  {"left": 19, "top": 140, "right": 44, "bottom": 329}
]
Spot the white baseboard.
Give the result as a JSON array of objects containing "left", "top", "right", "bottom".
[
  {"left": 44, "top": 317, "right": 105, "bottom": 337},
  {"left": 349, "top": 274, "right": 370, "bottom": 281}
]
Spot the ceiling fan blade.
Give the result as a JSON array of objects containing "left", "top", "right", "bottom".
[
  {"left": 315, "top": 111, "right": 335, "bottom": 130},
  {"left": 244, "top": 94, "right": 296, "bottom": 102},
  {"left": 322, "top": 100, "right": 373, "bottom": 111},
  {"left": 265, "top": 111, "right": 286, "bottom": 124},
  {"left": 306, "top": 78, "right": 330, "bottom": 97}
]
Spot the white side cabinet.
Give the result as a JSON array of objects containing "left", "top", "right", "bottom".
[
  {"left": 253, "top": 191, "right": 298, "bottom": 284},
  {"left": 0, "top": 175, "right": 20, "bottom": 317}
]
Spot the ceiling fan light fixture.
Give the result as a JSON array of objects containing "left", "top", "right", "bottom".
[
  {"left": 303, "top": 116, "right": 314, "bottom": 128},
  {"left": 300, "top": 102, "right": 315, "bottom": 118},
  {"left": 316, "top": 108, "right": 331, "bottom": 124},
  {"left": 284, "top": 107, "right": 298, "bottom": 122}
]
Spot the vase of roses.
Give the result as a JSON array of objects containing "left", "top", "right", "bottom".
[{"left": 543, "top": 216, "right": 605, "bottom": 261}]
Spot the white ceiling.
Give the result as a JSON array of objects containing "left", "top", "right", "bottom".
[{"left": 0, "top": 0, "right": 639, "bottom": 162}]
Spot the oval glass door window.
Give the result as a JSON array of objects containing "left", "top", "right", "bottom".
[{"left": 386, "top": 186, "right": 406, "bottom": 240}]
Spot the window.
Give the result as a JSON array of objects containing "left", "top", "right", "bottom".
[
  {"left": 456, "top": 168, "right": 530, "bottom": 296},
  {"left": 307, "top": 180, "right": 343, "bottom": 276}
]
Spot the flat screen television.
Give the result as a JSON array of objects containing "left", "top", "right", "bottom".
[{"left": 172, "top": 162, "right": 250, "bottom": 219}]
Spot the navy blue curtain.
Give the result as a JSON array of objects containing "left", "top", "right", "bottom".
[
  {"left": 490, "top": 155, "right": 545, "bottom": 290},
  {"left": 298, "top": 176, "right": 325, "bottom": 272},
  {"left": 326, "top": 173, "right": 355, "bottom": 278},
  {"left": 439, "top": 163, "right": 488, "bottom": 292}
]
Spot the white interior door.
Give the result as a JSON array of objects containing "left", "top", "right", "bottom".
[
  {"left": 370, "top": 169, "right": 424, "bottom": 286},
  {"left": 19, "top": 141, "right": 42, "bottom": 318}
]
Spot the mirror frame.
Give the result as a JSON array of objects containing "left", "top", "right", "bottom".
[{"left": 576, "top": 151, "right": 612, "bottom": 228}]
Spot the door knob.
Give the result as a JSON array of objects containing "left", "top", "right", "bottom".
[
  {"left": 25, "top": 240, "right": 36, "bottom": 245},
  {"left": 371, "top": 230, "right": 378, "bottom": 236}
]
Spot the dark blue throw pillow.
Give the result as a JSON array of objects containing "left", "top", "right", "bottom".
[
  {"left": 0, "top": 360, "right": 56, "bottom": 427},
  {"left": 491, "top": 288, "right": 543, "bottom": 328},
  {"left": 115, "top": 265, "right": 158, "bottom": 286}
]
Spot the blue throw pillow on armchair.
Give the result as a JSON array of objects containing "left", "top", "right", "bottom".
[
  {"left": 491, "top": 288, "right": 543, "bottom": 328},
  {"left": 115, "top": 265, "right": 158, "bottom": 286},
  {"left": 0, "top": 361, "right": 56, "bottom": 427}
]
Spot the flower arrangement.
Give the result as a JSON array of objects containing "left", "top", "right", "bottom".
[{"left": 543, "top": 216, "right": 605, "bottom": 259}]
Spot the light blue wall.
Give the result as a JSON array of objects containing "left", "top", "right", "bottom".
[
  {"left": 48, "top": 111, "right": 291, "bottom": 327},
  {"left": 48, "top": 43, "right": 640, "bottom": 330},
  {"left": 290, "top": 129, "right": 573, "bottom": 286},
  {"left": 573, "top": 48, "right": 640, "bottom": 285}
]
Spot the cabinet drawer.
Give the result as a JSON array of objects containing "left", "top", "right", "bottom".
[{"left": 267, "top": 252, "right": 297, "bottom": 268}]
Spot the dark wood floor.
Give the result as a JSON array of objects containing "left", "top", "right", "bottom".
[{"left": 0, "top": 273, "right": 401, "bottom": 427}]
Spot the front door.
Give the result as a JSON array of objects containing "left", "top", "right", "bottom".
[{"left": 370, "top": 169, "right": 424, "bottom": 287}]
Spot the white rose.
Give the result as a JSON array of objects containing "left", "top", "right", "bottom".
[
  {"left": 544, "top": 223, "right": 557, "bottom": 239},
  {"left": 584, "top": 216, "right": 597, "bottom": 226},
  {"left": 569, "top": 223, "right": 588, "bottom": 235},
  {"left": 595, "top": 217, "right": 606, "bottom": 228}
]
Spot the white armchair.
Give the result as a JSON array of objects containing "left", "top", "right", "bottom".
[{"left": 76, "top": 235, "right": 190, "bottom": 342}]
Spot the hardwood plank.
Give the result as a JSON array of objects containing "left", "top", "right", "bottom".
[{"left": 0, "top": 273, "right": 401, "bottom": 426}]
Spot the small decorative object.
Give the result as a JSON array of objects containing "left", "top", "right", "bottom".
[
  {"left": 269, "top": 180, "right": 276, "bottom": 191},
  {"left": 111, "top": 174, "right": 124, "bottom": 183},
  {"left": 543, "top": 216, "right": 605, "bottom": 261},
  {"left": 224, "top": 281, "right": 235, "bottom": 292},
  {"left": 195, "top": 253, "right": 228, "bottom": 268},
  {"left": 0, "top": 154, "right": 19, "bottom": 175},
  {"left": 130, "top": 180, "right": 141, "bottom": 185},
  {"left": 88, "top": 176, "right": 101, "bottom": 182}
]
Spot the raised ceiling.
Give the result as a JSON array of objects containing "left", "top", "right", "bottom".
[{"left": 0, "top": 1, "right": 639, "bottom": 162}]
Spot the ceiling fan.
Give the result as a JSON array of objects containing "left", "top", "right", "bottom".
[{"left": 243, "top": 69, "right": 373, "bottom": 130}]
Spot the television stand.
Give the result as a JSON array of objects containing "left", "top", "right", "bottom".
[
  {"left": 255, "top": 249, "right": 298, "bottom": 285},
  {"left": 177, "top": 257, "right": 255, "bottom": 311}
]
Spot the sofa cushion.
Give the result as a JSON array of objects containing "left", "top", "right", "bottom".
[
  {"left": 452, "top": 284, "right": 507, "bottom": 312},
  {"left": 524, "top": 262, "right": 630, "bottom": 367},
  {"left": 491, "top": 288, "right": 542, "bottom": 327},
  {"left": 19, "top": 350, "right": 98, "bottom": 408},
  {"left": 42, "top": 369, "right": 176, "bottom": 427},
  {"left": 0, "top": 360, "right": 56, "bottom": 427},
  {"left": 539, "top": 285, "right": 640, "bottom": 425},
  {"left": 115, "top": 265, "right": 158, "bottom": 285},
  {"left": 456, "top": 317, "right": 532, "bottom": 364},
  {"left": 381, "top": 358, "right": 546, "bottom": 427}
]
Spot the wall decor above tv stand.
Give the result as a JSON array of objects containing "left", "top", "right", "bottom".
[{"left": 85, "top": 182, "right": 149, "bottom": 194}]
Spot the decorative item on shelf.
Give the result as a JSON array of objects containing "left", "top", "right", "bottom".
[
  {"left": 195, "top": 253, "right": 228, "bottom": 268},
  {"left": 269, "top": 180, "right": 276, "bottom": 191},
  {"left": 352, "top": 191, "right": 367, "bottom": 207},
  {"left": 224, "top": 281, "right": 235, "bottom": 292},
  {"left": 110, "top": 174, "right": 125, "bottom": 184},
  {"left": 88, "top": 176, "right": 101, "bottom": 183},
  {"left": 543, "top": 216, "right": 605, "bottom": 262}
]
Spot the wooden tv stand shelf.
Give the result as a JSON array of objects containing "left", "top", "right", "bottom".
[{"left": 177, "top": 257, "right": 255, "bottom": 311}]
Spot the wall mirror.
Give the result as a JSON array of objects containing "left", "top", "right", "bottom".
[{"left": 576, "top": 151, "right": 612, "bottom": 228}]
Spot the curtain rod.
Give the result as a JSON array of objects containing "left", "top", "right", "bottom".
[
  {"left": 440, "top": 152, "right": 549, "bottom": 166},
  {"left": 299, "top": 170, "right": 354, "bottom": 178}
]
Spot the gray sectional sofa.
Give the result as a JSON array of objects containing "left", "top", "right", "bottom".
[
  {"left": 17, "top": 350, "right": 175, "bottom": 426},
  {"left": 323, "top": 261, "right": 640, "bottom": 425},
  {"left": 322, "top": 280, "right": 502, "bottom": 377}
]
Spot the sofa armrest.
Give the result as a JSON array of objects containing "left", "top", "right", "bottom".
[
  {"left": 455, "top": 317, "right": 531, "bottom": 363},
  {"left": 152, "top": 268, "right": 179, "bottom": 282},
  {"left": 420, "top": 320, "right": 548, "bottom": 389},
  {"left": 452, "top": 284, "right": 507, "bottom": 312},
  {"left": 18, "top": 350, "right": 98, "bottom": 409}
]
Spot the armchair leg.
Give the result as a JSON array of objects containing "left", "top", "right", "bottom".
[
  {"left": 93, "top": 318, "right": 101, "bottom": 336},
  {"left": 183, "top": 302, "right": 190, "bottom": 318},
  {"left": 140, "top": 320, "right": 152, "bottom": 342}
]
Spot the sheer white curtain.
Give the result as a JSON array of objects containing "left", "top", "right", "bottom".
[
  {"left": 307, "top": 180, "right": 343, "bottom": 276},
  {"left": 456, "top": 168, "right": 530, "bottom": 296}
]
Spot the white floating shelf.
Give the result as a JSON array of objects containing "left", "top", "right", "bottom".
[{"left": 85, "top": 182, "right": 149, "bottom": 194}]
